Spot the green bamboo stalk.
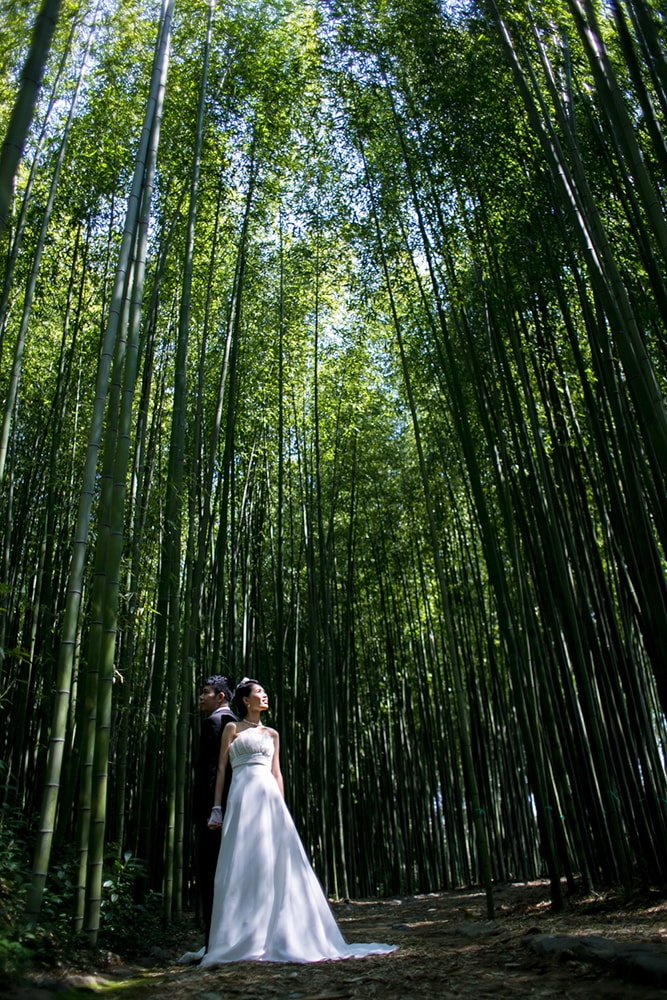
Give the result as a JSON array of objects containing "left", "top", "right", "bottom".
[
  {"left": 0, "top": 0, "right": 63, "bottom": 235},
  {"left": 26, "top": 0, "right": 175, "bottom": 921}
]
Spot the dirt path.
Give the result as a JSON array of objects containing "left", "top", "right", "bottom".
[{"left": 7, "top": 881, "right": 667, "bottom": 999}]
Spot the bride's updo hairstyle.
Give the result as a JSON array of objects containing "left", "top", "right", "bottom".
[{"left": 233, "top": 677, "right": 260, "bottom": 718}]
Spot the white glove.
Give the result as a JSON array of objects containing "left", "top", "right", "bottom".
[{"left": 207, "top": 805, "right": 222, "bottom": 829}]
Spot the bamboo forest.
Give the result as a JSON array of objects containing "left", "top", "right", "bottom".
[{"left": 1, "top": 0, "right": 667, "bottom": 961}]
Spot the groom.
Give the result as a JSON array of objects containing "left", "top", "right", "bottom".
[{"left": 179, "top": 673, "right": 236, "bottom": 963}]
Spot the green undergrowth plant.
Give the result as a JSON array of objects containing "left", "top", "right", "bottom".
[
  {"left": 0, "top": 799, "right": 33, "bottom": 980},
  {"left": 98, "top": 848, "right": 163, "bottom": 956},
  {"left": 0, "top": 803, "right": 164, "bottom": 982}
]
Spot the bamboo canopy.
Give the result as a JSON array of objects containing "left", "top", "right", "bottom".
[{"left": 0, "top": 0, "right": 666, "bottom": 939}]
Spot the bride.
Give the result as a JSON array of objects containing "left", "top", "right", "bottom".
[{"left": 201, "top": 678, "right": 396, "bottom": 965}]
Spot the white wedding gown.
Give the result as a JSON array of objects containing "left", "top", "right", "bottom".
[{"left": 201, "top": 727, "right": 396, "bottom": 965}]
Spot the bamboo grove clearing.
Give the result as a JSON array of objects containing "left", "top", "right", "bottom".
[{"left": 1, "top": 0, "right": 666, "bottom": 955}]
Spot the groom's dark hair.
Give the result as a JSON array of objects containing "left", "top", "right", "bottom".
[{"left": 205, "top": 674, "right": 234, "bottom": 703}]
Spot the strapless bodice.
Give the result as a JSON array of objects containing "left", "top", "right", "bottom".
[{"left": 229, "top": 727, "right": 274, "bottom": 769}]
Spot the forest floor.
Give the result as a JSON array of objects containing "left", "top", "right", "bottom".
[{"left": 6, "top": 880, "right": 667, "bottom": 1000}]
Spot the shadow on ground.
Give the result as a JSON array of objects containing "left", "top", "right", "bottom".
[{"left": 5, "top": 880, "right": 667, "bottom": 999}]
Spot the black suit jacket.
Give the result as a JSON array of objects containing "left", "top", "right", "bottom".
[{"left": 193, "top": 706, "right": 235, "bottom": 824}]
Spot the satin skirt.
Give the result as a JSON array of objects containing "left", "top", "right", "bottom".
[{"left": 201, "top": 761, "right": 396, "bottom": 964}]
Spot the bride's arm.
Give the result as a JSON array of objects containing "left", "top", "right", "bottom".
[
  {"left": 208, "top": 723, "right": 237, "bottom": 827},
  {"left": 271, "top": 731, "right": 285, "bottom": 799}
]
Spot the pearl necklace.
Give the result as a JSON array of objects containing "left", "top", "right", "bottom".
[{"left": 242, "top": 718, "right": 261, "bottom": 728}]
